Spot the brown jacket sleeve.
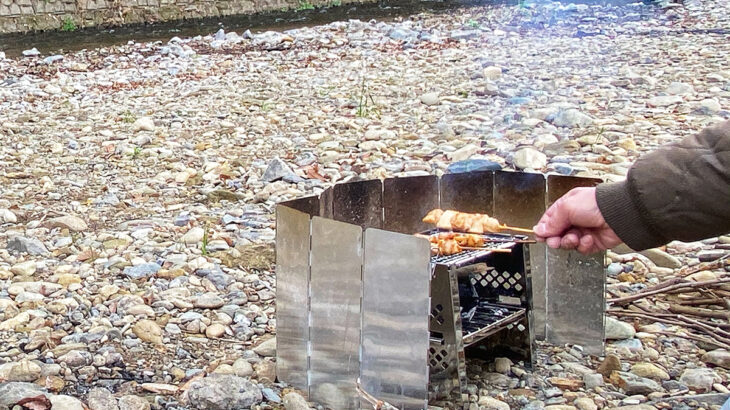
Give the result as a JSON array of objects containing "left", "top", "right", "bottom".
[{"left": 595, "top": 120, "right": 730, "bottom": 251}]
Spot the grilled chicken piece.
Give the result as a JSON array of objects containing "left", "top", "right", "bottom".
[
  {"left": 436, "top": 210, "right": 459, "bottom": 230},
  {"left": 437, "top": 239, "right": 461, "bottom": 255},
  {"left": 422, "top": 209, "right": 444, "bottom": 224},
  {"left": 422, "top": 209, "right": 532, "bottom": 234}
]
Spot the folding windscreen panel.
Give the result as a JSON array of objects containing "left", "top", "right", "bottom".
[
  {"left": 275, "top": 171, "right": 607, "bottom": 408},
  {"left": 361, "top": 229, "right": 431, "bottom": 409}
]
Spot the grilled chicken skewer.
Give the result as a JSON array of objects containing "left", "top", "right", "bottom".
[{"left": 422, "top": 209, "right": 533, "bottom": 234}]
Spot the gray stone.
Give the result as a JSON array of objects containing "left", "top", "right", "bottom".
[
  {"left": 679, "top": 368, "right": 721, "bottom": 393},
  {"left": 49, "top": 395, "right": 85, "bottom": 410},
  {"left": 44, "top": 215, "right": 88, "bottom": 231},
  {"left": 640, "top": 248, "right": 681, "bottom": 268},
  {"left": 605, "top": 317, "right": 636, "bottom": 340},
  {"left": 477, "top": 396, "right": 510, "bottom": 410},
  {"left": 233, "top": 358, "right": 254, "bottom": 377},
  {"left": 420, "top": 92, "right": 440, "bottom": 106},
  {"left": 698, "top": 250, "right": 726, "bottom": 262},
  {"left": 548, "top": 109, "right": 593, "bottom": 128},
  {"left": 283, "top": 392, "right": 311, "bottom": 410},
  {"left": 0, "top": 382, "right": 49, "bottom": 409},
  {"left": 88, "top": 387, "right": 119, "bottom": 410},
  {"left": 253, "top": 337, "right": 276, "bottom": 357},
  {"left": 123, "top": 263, "right": 160, "bottom": 279},
  {"left": 194, "top": 292, "right": 225, "bottom": 309},
  {"left": 6, "top": 236, "right": 49, "bottom": 256},
  {"left": 647, "top": 95, "right": 683, "bottom": 107},
  {"left": 513, "top": 147, "right": 547, "bottom": 169},
  {"left": 262, "top": 158, "right": 295, "bottom": 182},
  {"left": 584, "top": 373, "right": 605, "bottom": 389},
  {"left": 186, "top": 375, "right": 263, "bottom": 410},
  {"left": 703, "top": 349, "right": 730, "bottom": 369},
  {"left": 614, "top": 371, "right": 664, "bottom": 395},
  {"left": 118, "top": 395, "right": 150, "bottom": 410},
  {"left": 665, "top": 82, "right": 694, "bottom": 95},
  {"left": 494, "top": 357, "right": 512, "bottom": 374}
]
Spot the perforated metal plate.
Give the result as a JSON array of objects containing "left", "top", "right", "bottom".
[
  {"left": 440, "top": 171, "right": 494, "bottom": 215},
  {"left": 333, "top": 179, "right": 383, "bottom": 229},
  {"left": 361, "top": 229, "right": 431, "bottom": 409},
  {"left": 309, "top": 217, "right": 362, "bottom": 409},
  {"left": 546, "top": 175, "right": 605, "bottom": 355},
  {"left": 275, "top": 205, "right": 311, "bottom": 390},
  {"left": 383, "top": 175, "right": 439, "bottom": 234}
]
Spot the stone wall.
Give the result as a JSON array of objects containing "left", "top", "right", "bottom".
[{"left": 0, "top": 0, "right": 349, "bottom": 33}]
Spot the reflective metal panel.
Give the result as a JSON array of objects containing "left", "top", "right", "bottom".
[
  {"left": 546, "top": 175, "right": 605, "bottom": 355},
  {"left": 383, "top": 175, "right": 439, "bottom": 234},
  {"left": 309, "top": 217, "right": 362, "bottom": 409},
  {"left": 545, "top": 249, "right": 605, "bottom": 355},
  {"left": 493, "top": 171, "right": 546, "bottom": 228},
  {"left": 361, "top": 228, "right": 430, "bottom": 409},
  {"left": 275, "top": 205, "right": 311, "bottom": 390},
  {"left": 440, "top": 171, "right": 494, "bottom": 215},
  {"left": 530, "top": 242, "right": 547, "bottom": 340},
  {"left": 319, "top": 187, "right": 334, "bottom": 220},
  {"left": 280, "top": 195, "right": 320, "bottom": 217},
  {"left": 333, "top": 179, "right": 383, "bottom": 229}
]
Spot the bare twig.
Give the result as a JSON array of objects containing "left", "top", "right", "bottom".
[
  {"left": 356, "top": 378, "right": 399, "bottom": 410},
  {"left": 608, "top": 278, "right": 730, "bottom": 305}
]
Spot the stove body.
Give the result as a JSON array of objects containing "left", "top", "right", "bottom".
[{"left": 275, "top": 171, "right": 606, "bottom": 409}]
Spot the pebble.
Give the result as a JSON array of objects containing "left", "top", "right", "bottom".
[
  {"left": 186, "top": 375, "right": 262, "bottom": 410},
  {"left": 605, "top": 317, "right": 636, "bottom": 340},
  {"left": 703, "top": 349, "right": 730, "bottom": 369},
  {"left": 283, "top": 392, "right": 311, "bottom": 410},
  {"left": 0, "top": 1, "right": 727, "bottom": 408},
  {"left": 679, "top": 368, "right": 721, "bottom": 393}
]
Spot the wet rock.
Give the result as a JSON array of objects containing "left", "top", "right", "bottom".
[
  {"left": 679, "top": 368, "right": 721, "bottom": 393},
  {"left": 605, "top": 317, "right": 636, "bottom": 340},
  {"left": 6, "top": 236, "right": 49, "bottom": 256},
  {"left": 186, "top": 375, "right": 263, "bottom": 410}
]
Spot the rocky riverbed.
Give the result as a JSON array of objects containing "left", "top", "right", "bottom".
[{"left": 1, "top": 0, "right": 730, "bottom": 408}]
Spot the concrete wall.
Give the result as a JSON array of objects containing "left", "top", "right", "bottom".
[{"left": 0, "top": 0, "right": 347, "bottom": 33}]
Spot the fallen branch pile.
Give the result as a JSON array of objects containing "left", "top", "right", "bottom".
[{"left": 607, "top": 257, "right": 730, "bottom": 349}]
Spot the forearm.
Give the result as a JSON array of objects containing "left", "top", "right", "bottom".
[{"left": 596, "top": 120, "right": 730, "bottom": 251}]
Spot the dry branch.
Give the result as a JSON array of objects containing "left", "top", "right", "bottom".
[{"left": 608, "top": 278, "right": 730, "bottom": 306}]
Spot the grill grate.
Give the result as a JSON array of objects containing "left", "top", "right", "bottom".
[{"left": 422, "top": 229, "right": 528, "bottom": 268}]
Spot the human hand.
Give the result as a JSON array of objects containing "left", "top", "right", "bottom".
[{"left": 533, "top": 187, "right": 622, "bottom": 254}]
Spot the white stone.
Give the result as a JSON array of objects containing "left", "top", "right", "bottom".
[
  {"left": 605, "top": 317, "right": 636, "bottom": 340},
  {"left": 132, "top": 117, "right": 155, "bottom": 132},
  {"left": 483, "top": 66, "right": 502, "bottom": 80},
  {"left": 513, "top": 147, "right": 547, "bottom": 169},
  {"left": 182, "top": 227, "right": 205, "bottom": 244}
]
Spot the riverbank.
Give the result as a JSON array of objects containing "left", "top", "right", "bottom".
[{"left": 0, "top": 0, "right": 729, "bottom": 408}]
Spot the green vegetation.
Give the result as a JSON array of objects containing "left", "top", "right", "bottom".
[
  {"left": 121, "top": 110, "right": 136, "bottom": 123},
  {"left": 296, "top": 0, "right": 315, "bottom": 10},
  {"left": 356, "top": 76, "right": 379, "bottom": 118},
  {"left": 329, "top": 0, "right": 342, "bottom": 7},
  {"left": 201, "top": 225, "right": 209, "bottom": 256},
  {"left": 467, "top": 19, "right": 479, "bottom": 28},
  {"left": 61, "top": 17, "right": 77, "bottom": 32},
  {"left": 131, "top": 146, "right": 142, "bottom": 159}
]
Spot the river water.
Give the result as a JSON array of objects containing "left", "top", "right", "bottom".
[{"left": 0, "top": 0, "right": 504, "bottom": 58}]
